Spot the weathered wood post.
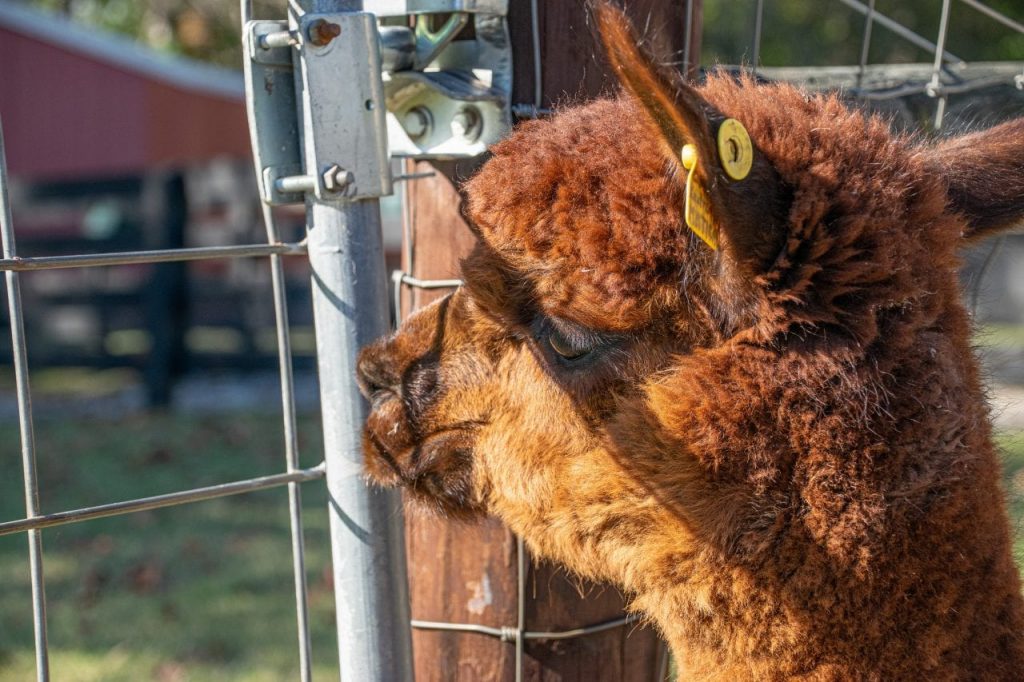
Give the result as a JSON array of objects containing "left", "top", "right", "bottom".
[{"left": 398, "top": 2, "right": 701, "bottom": 679}]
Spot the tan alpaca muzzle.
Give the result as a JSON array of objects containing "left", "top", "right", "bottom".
[{"left": 357, "top": 295, "right": 487, "bottom": 516}]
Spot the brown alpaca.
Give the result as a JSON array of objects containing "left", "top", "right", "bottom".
[{"left": 357, "top": 5, "right": 1024, "bottom": 679}]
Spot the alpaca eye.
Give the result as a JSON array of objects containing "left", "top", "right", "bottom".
[{"left": 547, "top": 328, "right": 593, "bottom": 360}]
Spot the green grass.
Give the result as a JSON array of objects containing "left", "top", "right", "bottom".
[
  {"left": 0, "top": 415, "right": 1022, "bottom": 681},
  {"left": 0, "top": 413, "right": 340, "bottom": 681},
  {"left": 998, "top": 431, "right": 1024, "bottom": 569},
  {"left": 974, "top": 323, "right": 1024, "bottom": 349}
]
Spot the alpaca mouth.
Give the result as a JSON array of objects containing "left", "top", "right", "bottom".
[
  {"left": 363, "top": 414, "right": 487, "bottom": 516},
  {"left": 362, "top": 399, "right": 486, "bottom": 487},
  {"left": 364, "top": 430, "right": 409, "bottom": 484}
]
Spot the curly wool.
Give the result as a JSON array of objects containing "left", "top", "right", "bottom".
[{"left": 459, "top": 74, "right": 1024, "bottom": 679}]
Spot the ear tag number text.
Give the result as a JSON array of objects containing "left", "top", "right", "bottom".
[{"left": 681, "top": 144, "right": 719, "bottom": 250}]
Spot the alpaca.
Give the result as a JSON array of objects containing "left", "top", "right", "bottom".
[{"left": 357, "top": 4, "right": 1024, "bottom": 678}]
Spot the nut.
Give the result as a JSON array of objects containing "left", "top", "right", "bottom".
[
  {"left": 308, "top": 19, "right": 341, "bottom": 47},
  {"left": 322, "top": 164, "right": 354, "bottom": 194},
  {"left": 450, "top": 106, "right": 482, "bottom": 142},
  {"left": 403, "top": 107, "right": 432, "bottom": 139}
]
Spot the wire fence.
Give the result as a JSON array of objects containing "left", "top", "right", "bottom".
[
  {"left": 757, "top": 0, "right": 1024, "bottom": 127},
  {"left": 1, "top": 1, "right": 1022, "bottom": 681},
  {"left": 0, "top": 115, "right": 320, "bottom": 681}
]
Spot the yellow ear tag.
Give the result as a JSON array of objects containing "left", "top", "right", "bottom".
[
  {"left": 717, "top": 118, "right": 753, "bottom": 181},
  {"left": 680, "top": 144, "right": 719, "bottom": 250}
]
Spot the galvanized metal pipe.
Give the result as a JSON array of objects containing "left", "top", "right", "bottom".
[
  {"left": 307, "top": 198, "right": 414, "bottom": 681},
  {"left": 294, "top": 2, "right": 413, "bottom": 680},
  {"left": 0, "top": 464, "right": 326, "bottom": 536},
  {"left": 0, "top": 116, "right": 50, "bottom": 681},
  {"left": 0, "top": 242, "right": 306, "bottom": 272}
]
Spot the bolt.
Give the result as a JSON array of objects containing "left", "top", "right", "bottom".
[
  {"left": 450, "top": 106, "right": 482, "bottom": 142},
  {"left": 322, "top": 164, "right": 354, "bottom": 194},
  {"left": 275, "top": 174, "right": 317, "bottom": 195},
  {"left": 403, "top": 107, "right": 432, "bottom": 139},
  {"left": 307, "top": 19, "right": 341, "bottom": 47},
  {"left": 259, "top": 30, "right": 296, "bottom": 50}
]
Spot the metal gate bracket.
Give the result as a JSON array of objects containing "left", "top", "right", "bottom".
[
  {"left": 296, "top": 12, "right": 391, "bottom": 199},
  {"left": 244, "top": 20, "right": 304, "bottom": 205},
  {"left": 244, "top": 13, "right": 391, "bottom": 204},
  {"left": 369, "top": 0, "right": 512, "bottom": 159},
  {"left": 244, "top": 2, "right": 512, "bottom": 207}
]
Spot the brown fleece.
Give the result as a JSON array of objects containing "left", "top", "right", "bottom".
[{"left": 357, "top": 5, "right": 1024, "bottom": 679}]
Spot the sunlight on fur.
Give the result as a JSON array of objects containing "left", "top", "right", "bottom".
[{"left": 357, "top": 3, "right": 1024, "bottom": 678}]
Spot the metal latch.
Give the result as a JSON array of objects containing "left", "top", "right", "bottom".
[
  {"left": 370, "top": 0, "right": 512, "bottom": 159},
  {"left": 243, "top": 12, "right": 391, "bottom": 206},
  {"left": 242, "top": 2, "right": 512, "bottom": 206}
]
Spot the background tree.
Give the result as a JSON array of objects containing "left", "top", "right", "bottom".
[{"left": 16, "top": 0, "right": 1024, "bottom": 69}]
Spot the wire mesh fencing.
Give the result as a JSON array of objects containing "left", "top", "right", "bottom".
[
  {"left": 0, "top": 0, "right": 405, "bottom": 678},
  {"left": 749, "top": 0, "right": 1024, "bottom": 130},
  {"left": 0, "top": 113, "right": 324, "bottom": 680}
]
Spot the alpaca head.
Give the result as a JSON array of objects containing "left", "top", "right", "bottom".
[{"left": 357, "top": 3, "right": 1024, "bottom": 638}]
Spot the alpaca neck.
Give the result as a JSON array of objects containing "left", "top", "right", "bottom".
[{"left": 626, "top": 505, "right": 1024, "bottom": 680}]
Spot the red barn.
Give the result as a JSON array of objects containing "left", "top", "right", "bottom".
[
  {"left": 0, "top": 2, "right": 250, "bottom": 181},
  {"left": 0, "top": 3, "right": 288, "bottom": 406}
]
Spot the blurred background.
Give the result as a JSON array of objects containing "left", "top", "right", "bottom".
[{"left": 0, "top": 1, "right": 1021, "bottom": 680}]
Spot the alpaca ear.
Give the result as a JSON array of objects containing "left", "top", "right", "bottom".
[
  {"left": 594, "top": 2, "right": 788, "bottom": 273},
  {"left": 928, "top": 118, "right": 1024, "bottom": 242}
]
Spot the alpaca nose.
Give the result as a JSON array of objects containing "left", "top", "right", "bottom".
[
  {"left": 356, "top": 347, "right": 400, "bottom": 400},
  {"left": 357, "top": 294, "right": 451, "bottom": 406}
]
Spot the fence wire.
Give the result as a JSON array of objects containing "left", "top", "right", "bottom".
[
  {"left": 789, "top": 0, "right": 1023, "bottom": 124},
  {"left": 0, "top": 105, "right": 320, "bottom": 680},
  {"left": 1, "top": 113, "right": 50, "bottom": 682}
]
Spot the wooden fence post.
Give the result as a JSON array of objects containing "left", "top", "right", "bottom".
[{"left": 400, "top": 3, "right": 701, "bottom": 679}]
